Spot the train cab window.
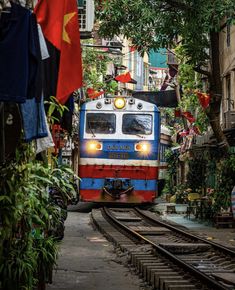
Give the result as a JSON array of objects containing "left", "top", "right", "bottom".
[
  {"left": 86, "top": 113, "right": 116, "bottom": 134},
  {"left": 122, "top": 114, "right": 152, "bottom": 135}
]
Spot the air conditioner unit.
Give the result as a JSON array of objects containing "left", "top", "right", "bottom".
[{"left": 78, "top": 0, "right": 94, "bottom": 32}]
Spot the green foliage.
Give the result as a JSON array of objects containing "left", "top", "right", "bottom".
[
  {"left": 0, "top": 146, "right": 77, "bottom": 289},
  {"left": 44, "top": 96, "right": 69, "bottom": 126},
  {"left": 186, "top": 157, "right": 207, "bottom": 191},
  {"left": 82, "top": 42, "right": 118, "bottom": 94},
  {"left": 163, "top": 149, "right": 179, "bottom": 195},
  {"left": 96, "top": 0, "right": 235, "bottom": 65},
  {"left": 213, "top": 154, "right": 235, "bottom": 212}
]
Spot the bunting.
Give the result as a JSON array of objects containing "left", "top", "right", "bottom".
[
  {"left": 182, "top": 111, "right": 196, "bottom": 123},
  {"left": 115, "top": 72, "right": 132, "bottom": 83},
  {"left": 196, "top": 91, "right": 210, "bottom": 109},
  {"left": 87, "top": 88, "right": 104, "bottom": 99}
]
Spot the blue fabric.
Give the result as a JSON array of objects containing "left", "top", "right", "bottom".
[
  {"left": 20, "top": 97, "right": 48, "bottom": 142},
  {"left": 0, "top": 3, "right": 39, "bottom": 103}
]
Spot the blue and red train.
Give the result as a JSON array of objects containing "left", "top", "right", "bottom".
[{"left": 78, "top": 95, "right": 171, "bottom": 204}]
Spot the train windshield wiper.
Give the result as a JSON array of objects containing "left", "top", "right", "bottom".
[
  {"left": 134, "top": 133, "right": 145, "bottom": 139},
  {"left": 88, "top": 121, "right": 96, "bottom": 137}
]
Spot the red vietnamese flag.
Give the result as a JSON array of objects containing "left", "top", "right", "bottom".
[
  {"left": 34, "top": 0, "right": 83, "bottom": 104},
  {"left": 115, "top": 72, "right": 132, "bottom": 83},
  {"left": 196, "top": 91, "right": 210, "bottom": 109}
]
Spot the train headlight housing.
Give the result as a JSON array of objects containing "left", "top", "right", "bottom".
[
  {"left": 86, "top": 141, "right": 103, "bottom": 152},
  {"left": 135, "top": 142, "right": 151, "bottom": 154},
  {"left": 114, "top": 97, "right": 126, "bottom": 109}
]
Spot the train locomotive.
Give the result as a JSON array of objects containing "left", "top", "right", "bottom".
[{"left": 78, "top": 95, "right": 161, "bottom": 204}]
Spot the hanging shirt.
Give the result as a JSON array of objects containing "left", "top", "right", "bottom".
[{"left": 0, "top": 3, "right": 40, "bottom": 103}]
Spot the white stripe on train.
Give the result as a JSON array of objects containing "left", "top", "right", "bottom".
[{"left": 79, "top": 158, "right": 158, "bottom": 167}]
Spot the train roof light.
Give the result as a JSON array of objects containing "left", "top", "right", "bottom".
[
  {"left": 105, "top": 98, "right": 111, "bottom": 104},
  {"left": 129, "top": 98, "right": 135, "bottom": 105},
  {"left": 114, "top": 97, "right": 126, "bottom": 109}
]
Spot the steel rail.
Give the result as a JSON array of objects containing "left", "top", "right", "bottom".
[
  {"left": 135, "top": 207, "right": 235, "bottom": 257},
  {"left": 103, "top": 207, "right": 231, "bottom": 290}
]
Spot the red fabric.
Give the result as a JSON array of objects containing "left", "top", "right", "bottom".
[
  {"left": 129, "top": 45, "right": 137, "bottom": 52},
  {"left": 115, "top": 72, "right": 132, "bottom": 83},
  {"left": 174, "top": 109, "right": 181, "bottom": 117},
  {"left": 196, "top": 92, "right": 210, "bottom": 109},
  {"left": 35, "top": 0, "right": 83, "bottom": 104},
  {"left": 179, "top": 130, "right": 189, "bottom": 137},
  {"left": 87, "top": 88, "right": 104, "bottom": 99},
  {"left": 182, "top": 111, "right": 196, "bottom": 123}
]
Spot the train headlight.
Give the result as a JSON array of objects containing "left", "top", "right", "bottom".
[
  {"left": 135, "top": 142, "right": 151, "bottom": 154},
  {"left": 114, "top": 97, "right": 126, "bottom": 109},
  {"left": 86, "top": 141, "right": 103, "bottom": 152}
]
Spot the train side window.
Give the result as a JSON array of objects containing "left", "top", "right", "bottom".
[
  {"left": 122, "top": 114, "right": 152, "bottom": 135},
  {"left": 86, "top": 113, "right": 116, "bottom": 134}
]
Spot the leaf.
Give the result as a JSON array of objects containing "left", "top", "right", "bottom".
[{"left": 0, "top": 195, "right": 12, "bottom": 203}]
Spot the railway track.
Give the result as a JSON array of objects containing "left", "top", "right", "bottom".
[{"left": 91, "top": 207, "right": 235, "bottom": 290}]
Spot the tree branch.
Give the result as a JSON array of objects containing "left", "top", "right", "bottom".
[
  {"left": 164, "top": 0, "right": 192, "bottom": 11},
  {"left": 193, "top": 66, "right": 211, "bottom": 77}
]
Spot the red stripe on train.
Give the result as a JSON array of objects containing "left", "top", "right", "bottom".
[
  {"left": 79, "top": 165, "right": 158, "bottom": 179},
  {"left": 80, "top": 189, "right": 156, "bottom": 203}
]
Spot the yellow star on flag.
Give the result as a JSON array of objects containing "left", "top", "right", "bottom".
[{"left": 62, "top": 12, "right": 76, "bottom": 44}]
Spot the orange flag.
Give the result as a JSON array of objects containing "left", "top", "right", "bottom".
[
  {"left": 34, "top": 0, "right": 83, "bottom": 104},
  {"left": 115, "top": 72, "right": 132, "bottom": 83}
]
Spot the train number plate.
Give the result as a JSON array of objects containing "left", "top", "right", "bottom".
[{"left": 108, "top": 152, "right": 129, "bottom": 159}]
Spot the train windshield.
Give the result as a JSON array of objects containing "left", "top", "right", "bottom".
[
  {"left": 122, "top": 114, "right": 152, "bottom": 135},
  {"left": 86, "top": 113, "right": 116, "bottom": 134}
]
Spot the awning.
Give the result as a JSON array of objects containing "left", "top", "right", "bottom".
[{"left": 133, "top": 90, "right": 178, "bottom": 108}]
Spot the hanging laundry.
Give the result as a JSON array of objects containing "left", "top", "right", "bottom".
[
  {"left": 0, "top": 3, "right": 42, "bottom": 103},
  {"left": 20, "top": 97, "right": 48, "bottom": 142},
  {"left": 37, "top": 23, "right": 49, "bottom": 60},
  {"left": 36, "top": 114, "right": 54, "bottom": 154},
  {"left": 27, "top": 12, "right": 43, "bottom": 102}
]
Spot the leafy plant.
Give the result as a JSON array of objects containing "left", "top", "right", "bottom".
[
  {"left": 0, "top": 145, "right": 78, "bottom": 289},
  {"left": 162, "top": 149, "right": 179, "bottom": 195},
  {"left": 213, "top": 154, "right": 235, "bottom": 213}
]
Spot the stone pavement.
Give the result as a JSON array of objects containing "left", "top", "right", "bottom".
[
  {"left": 152, "top": 201, "right": 235, "bottom": 248},
  {"left": 160, "top": 211, "right": 235, "bottom": 249},
  {"left": 46, "top": 206, "right": 145, "bottom": 290}
]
